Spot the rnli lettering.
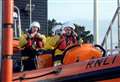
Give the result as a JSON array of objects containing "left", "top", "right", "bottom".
[
  {"left": 102, "top": 57, "right": 109, "bottom": 65},
  {"left": 94, "top": 58, "right": 104, "bottom": 67},
  {"left": 112, "top": 55, "right": 117, "bottom": 64},
  {"left": 86, "top": 55, "right": 117, "bottom": 69},
  {"left": 86, "top": 60, "right": 95, "bottom": 68}
]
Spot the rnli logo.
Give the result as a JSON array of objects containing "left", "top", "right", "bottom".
[{"left": 85, "top": 55, "right": 118, "bottom": 69}]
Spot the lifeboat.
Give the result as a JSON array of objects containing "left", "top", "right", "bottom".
[
  {"left": 12, "top": 43, "right": 120, "bottom": 82},
  {"left": 13, "top": 54, "right": 120, "bottom": 82},
  {"left": 13, "top": 43, "right": 104, "bottom": 70},
  {"left": 1, "top": 0, "right": 120, "bottom": 82}
]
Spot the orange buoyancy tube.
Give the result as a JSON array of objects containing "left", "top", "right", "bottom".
[{"left": 63, "top": 44, "right": 102, "bottom": 64}]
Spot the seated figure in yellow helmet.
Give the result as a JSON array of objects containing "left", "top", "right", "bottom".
[
  {"left": 44, "top": 25, "right": 63, "bottom": 53},
  {"left": 42, "top": 25, "right": 64, "bottom": 66},
  {"left": 19, "top": 21, "right": 46, "bottom": 70},
  {"left": 52, "top": 23, "right": 78, "bottom": 66}
]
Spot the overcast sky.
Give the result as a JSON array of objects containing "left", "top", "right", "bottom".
[
  {"left": 48, "top": 0, "right": 119, "bottom": 44},
  {"left": 48, "top": 0, "right": 117, "bottom": 22}
]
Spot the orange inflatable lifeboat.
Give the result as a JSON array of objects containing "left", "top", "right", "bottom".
[{"left": 63, "top": 43, "right": 106, "bottom": 64}]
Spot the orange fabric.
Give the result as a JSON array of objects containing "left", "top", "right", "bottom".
[
  {"left": 63, "top": 44, "right": 102, "bottom": 64},
  {"left": 4, "top": 0, "right": 13, "bottom": 24},
  {"left": 3, "top": 28, "right": 13, "bottom": 55},
  {"left": 36, "top": 54, "right": 52, "bottom": 69},
  {"left": 13, "top": 39, "right": 20, "bottom": 53},
  {"left": 2, "top": 60, "right": 13, "bottom": 82},
  {"left": 2, "top": 0, "right": 14, "bottom": 82}
]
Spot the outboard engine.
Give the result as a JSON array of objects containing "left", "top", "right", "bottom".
[{"left": 63, "top": 44, "right": 106, "bottom": 64}]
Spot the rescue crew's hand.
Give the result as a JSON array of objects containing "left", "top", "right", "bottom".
[
  {"left": 31, "top": 32, "right": 37, "bottom": 37},
  {"left": 36, "top": 33, "right": 46, "bottom": 43},
  {"left": 35, "top": 33, "right": 42, "bottom": 38},
  {"left": 27, "top": 32, "right": 37, "bottom": 39}
]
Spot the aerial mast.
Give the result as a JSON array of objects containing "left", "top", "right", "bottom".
[
  {"left": 93, "top": 0, "right": 99, "bottom": 44},
  {"left": 117, "top": 0, "right": 120, "bottom": 52},
  {"left": 30, "top": 0, "right": 32, "bottom": 25}
]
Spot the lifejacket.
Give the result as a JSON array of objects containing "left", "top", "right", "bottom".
[
  {"left": 20, "top": 33, "right": 45, "bottom": 60},
  {"left": 43, "top": 35, "right": 60, "bottom": 50},
  {"left": 58, "top": 34, "right": 78, "bottom": 50},
  {"left": 24, "top": 33, "right": 46, "bottom": 50}
]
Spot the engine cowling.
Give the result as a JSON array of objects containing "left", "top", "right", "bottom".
[{"left": 63, "top": 44, "right": 103, "bottom": 64}]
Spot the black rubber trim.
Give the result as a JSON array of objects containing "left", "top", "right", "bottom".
[
  {"left": 2, "top": 55, "right": 13, "bottom": 59},
  {"left": 94, "top": 44, "right": 106, "bottom": 57},
  {"left": 3, "top": 23, "right": 13, "bottom": 28},
  {"left": 63, "top": 44, "right": 81, "bottom": 56}
]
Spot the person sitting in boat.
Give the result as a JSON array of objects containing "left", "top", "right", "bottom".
[
  {"left": 43, "top": 25, "right": 62, "bottom": 50},
  {"left": 54, "top": 23, "right": 78, "bottom": 66},
  {"left": 59, "top": 23, "right": 78, "bottom": 49},
  {"left": 21, "top": 21, "right": 46, "bottom": 71}
]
